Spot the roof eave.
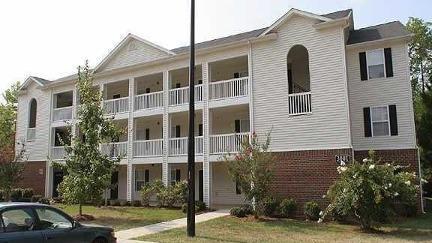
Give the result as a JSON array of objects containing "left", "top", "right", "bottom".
[{"left": 346, "top": 34, "right": 413, "bottom": 50}]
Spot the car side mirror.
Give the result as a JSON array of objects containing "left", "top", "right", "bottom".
[{"left": 72, "top": 220, "right": 81, "bottom": 229}]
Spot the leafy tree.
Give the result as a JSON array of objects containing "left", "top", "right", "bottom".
[
  {"left": 0, "top": 82, "right": 20, "bottom": 154},
  {"left": 417, "top": 86, "right": 432, "bottom": 191},
  {"left": 57, "top": 61, "right": 122, "bottom": 216},
  {"left": 407, "top": 17, "right": 432, "bottom": 95},
  {"left": 0, "top": 143, "right": 26, "bottom": 201},
  {"left": 225, "top": 132, "right": 275, "bottom": 218},
  {"left": 322, "top": 151, "right": 418, "bottom": 230}
]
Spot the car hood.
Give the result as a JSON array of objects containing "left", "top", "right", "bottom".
[{"left": 80, "top": 223, "right": 113, "bottom": 232}]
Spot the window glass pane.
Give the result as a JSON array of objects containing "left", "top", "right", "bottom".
[
  {"left": 135, "top": 170, "right": 145, "bottom": 180},
  {"left": 369, "top": 64, "right": 385, "bottom": 79},
  {"left": 371, "top": 107, "right": 388, "bottom": 121},
  {"left": 367, "top": 50, "right": 384, "bottom": 65},
  {"left": 373, "top": 121, "right": 389, "bottom": 136},
  {"left": 35, "top": 208, "right": 72, "bottom": 230},
  {"left": 2, "top": 209, "right": 35, "bottom": 232}
]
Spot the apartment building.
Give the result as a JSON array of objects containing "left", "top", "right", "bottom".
[{"left": 16, "top": 8, "right": 421, "bottom": 209}]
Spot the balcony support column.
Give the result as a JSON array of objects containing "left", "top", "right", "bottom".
[
  {"left": 248, "top": 42, "right": 255, "bottom": 136},
  {"left": 202, "top": 62, "right": 211, "bottom": 206},
  {"left": 162, "top": 71, "right": 170, "bottom": 186},
  {"left": 126, "top": 77, "right": 135, "bottom": 201}
]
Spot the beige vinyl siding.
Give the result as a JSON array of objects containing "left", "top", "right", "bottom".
[
  {"left": 252, "top": 15, "right": 351, "bottom": 151},
  {"left": 16, "top": 82, "right": 52, "bottom": 161},
  {"left": 347, "top": 42, "right": 416, "bottom": 150},
  {"left": 101, "top": 39, "right": 170, "bottom": 72},
  {"left": 211, "top": 162, "right": 244, "bottom": 205}
]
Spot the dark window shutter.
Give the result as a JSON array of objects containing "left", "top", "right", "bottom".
[
  {"left": 233, "top": 72, "right": 240, "bottom": 78},
  {"left": 175, "top": 83, "right": 181, "bottom": 88},
  {"left": 145, "top": 129, "right": 150, "bottom": 140},
  {"left": 384, "top": 48, "right": 394, "bottom": 78},
  {"left": 235, "top": 180, "right": 241, "bottom": 195},
  {"left": 145, "top": 88, "right": 151, "bottom": 93},
  {"left": 359, "top": 52, "right": 368, "bottom": 81},
  {"left": 363, "top": 107, "right": 372, "bottom": 137},
  {"left": 288, "top": 69, "right": 293, "bottom": 94},
  {"left": 175, "top": 125, "right": 181, "bottom": 138},
  {"left": 234, "top": 120, "right": 240, "bottom": 133},
  {"left": 145, "top": 170, "right": 149, "bottom": 183},
  {"left": 198, "top": 124, "right": 203, "bottom": 136},
  {"left": 175, "top": 169, "right": 181, "bottom": 182},
  {"left": 389, "top": 105, "right": 398, "bottom": 136}
]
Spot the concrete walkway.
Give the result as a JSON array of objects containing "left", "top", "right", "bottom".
[{"left": 116, "top": 209, "right": 229, "bottom": 242}]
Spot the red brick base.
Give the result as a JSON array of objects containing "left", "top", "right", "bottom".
[
  {"left": 270, "top": 148, "right": 422, "bottom": 216},
  {"left": 16, "top": 161, "right": 46, "bottom": 196}
]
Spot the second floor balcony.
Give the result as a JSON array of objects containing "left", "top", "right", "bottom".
[{"left": 103, "top": 97, "right": 129, "bottom": 114}]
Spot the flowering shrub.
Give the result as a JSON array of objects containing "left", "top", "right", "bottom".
[
  {"left": 304, "top": 201, "right": 321, "bottom": 221},
  {"left": 322, "top": 151, "right": 418, "bottom": 230},
  {"left": 140, "top": 180, "right": 187, "bottom": 207}
]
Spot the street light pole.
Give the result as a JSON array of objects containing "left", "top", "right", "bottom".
[{"left": 187, "top": 0, "right": 196, "bottom": 237}]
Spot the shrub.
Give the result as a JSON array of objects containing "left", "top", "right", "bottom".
[
  {"left": 140, "top": 180, "right": 165, "bottom": 206},
  {"left": 119, "top": 200, "right": 130, "bottom": 206},
  {"left": 181, "top": 201, "right": 207, "bottom": 214},
  {"left": 38, "top": 197, "right": 50, "bottom": 205},
  {"left": 31, "top": 195, "right": 42, "bottom": 203},
  {"left": 0, "top": 190, "right": 4, "bottom": 201},
  {"left": 304, "top": 201, "right": 321, "bottom": 221},
  {"left": 22, "top": 188, "right": 34, "bottom": 198},
  {"left": 230, "top": 207, "right": 247, "bottom": 218},
  {"left": 261, "top": 196, "right": 279, "bottom": 216},
  {"left": 279, "top": 198, "right": 297, "bottom": 218},
  {"left": 322, "top": 151, "right": 418, "bottom": 230},
  {"left": 110, "top": 199, "right": 120, "bottom": 206},
  {"left": 10, "top": 188, "right": 22, "bottom": 201},
  {"left": 132, "top": 200, "right": 142, "bottom": 207}
]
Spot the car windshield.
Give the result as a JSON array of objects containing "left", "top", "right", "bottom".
[{"left": 35, "top": 208, "right": 72, "bottom": 230}]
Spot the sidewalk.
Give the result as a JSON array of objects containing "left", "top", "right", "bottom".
[{"left": 116, "top": 209, "right": 229, "bottom": 242}]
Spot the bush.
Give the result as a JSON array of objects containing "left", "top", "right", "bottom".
[
  {"left": 0, "top": 190, "right": 4, "bottom": 201},
  {"left": 110, "top": 199, "right": 120, "bottom": 206},
  {"left": 323, "top": 151, "right": 418, "bottom": 230},
  {"left": 261, "top": 196, "right": 279, "bottom": 216},
  {"left": 31, "top": 195, "right": 43, "bottom": 203},
  {"left": 38, "top": 197, "right": 50, "bottom": 205},
  {"left": 279, "top": 198, "right": 297, "bottom": 218},
  {"left": 230, "top": 207, "right": 247, "bottom": 217},
  {"left": 181, "top": 201, "right": 207, "bottom": 214},
  {"left": 10, "top": 188, "right": 22, "bottom": 201},
  {"left": 304, "top": 201, "right": 321, "bottom": 221},
  {"left": 140, "top": 180, "right": 165, "bottom": 206},
  {"left": 132, "top": 200, "right": 142, "bottom": 207},
  {"left": 119, "top": 200, "right": 130, "bottom": 206},
  {"left": 22, "top": 188, "right": 34, "bottom": 198}
]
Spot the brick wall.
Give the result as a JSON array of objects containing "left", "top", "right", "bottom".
[
  {"left": 17, "top": 161, "right": 46, "bottom": 196},
  {"left": 271, "top": 148, "right": 421, "bottom": 217}
]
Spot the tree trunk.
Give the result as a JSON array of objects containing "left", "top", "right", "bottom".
[{"left": 421, "top": 62, "right": 425, "bottom": 93}]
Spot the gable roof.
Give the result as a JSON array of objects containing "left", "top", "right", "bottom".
[
  {"left": 21, "top": 76, "right": 51, "bottom": 90},
  {"left": 321, "top": 9, "right": 352, "bottom": 20},
  {"left": 347, "top": 21, "right": 411, "bottom": 45},
  {"left": 93, "top": 33, "right": 176, "bottom": 73}
]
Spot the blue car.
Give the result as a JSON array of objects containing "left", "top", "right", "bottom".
[{"left": 0, "top": 203, "right": 116, "bottom": 243}]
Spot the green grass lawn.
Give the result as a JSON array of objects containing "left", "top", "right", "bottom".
[
  {"left": 137, "top": 213, "right": 432, "bottom": 243},
  {"left": 55, "top": 204, "right": 184, "bottom": 231}
]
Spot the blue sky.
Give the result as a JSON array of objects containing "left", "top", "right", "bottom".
[{"left": 0, "top": 0, "right": 430, "bottom": 98}]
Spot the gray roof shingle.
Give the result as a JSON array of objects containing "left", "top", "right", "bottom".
[
  {"left": 347, "top": 21, "right": 411, "bottom": 45},
  {"left": 30, "top": 76, "right": 51, "bottom": 85},
  {"left": 321, "top": 9, "right": 352, "bottom": 20}
]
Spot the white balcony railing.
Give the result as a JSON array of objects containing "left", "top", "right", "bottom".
[
  {"left": 288, "top": 92, "right": 312, "bottom": 115},
  {"left": 101, "top": 142, "right": 128, "bottom": 158},
  {"left": 27, "top": 128, "right": 36, "bottom": 141},
  {"left": 169, "top": 136, "right": 203, "bottom": 155},
  {"left": 104, "top": 97, "right": 129, "bottom": 114},
  {"left": 169, "top": 85, "right": 203, "bottom": 106},
  {"left": 133, "top": 139, "right": 163, "bottom": 157},
  {"left": 53, "top": 106, "right": 73, "bottom": 121},
  {"left": 209, "top": 77, "right": 249, "bottom": 100},
  {"left": 51, "top": 146, "right": 67, "bottom": 160},
  {"left": 134, "top": 91, "right": 164, "bottom": 111},
  {"left": 210, "top": 132, "right": 249, "bottom": 154}
]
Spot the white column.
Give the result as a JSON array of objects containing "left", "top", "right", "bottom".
[
  {"left": 202, "top": 62, "right": 211, "bottom": 206},
  {"left": 45, "top": 161, "right": 52, "bottom": 198},
  {"left": 126, "top": 77, "right": 135, "bottom": 201},
  {"left": 248, "top": 42, "right": 255, "bottom": 135},
  {"left": 162, "top": 71, "right": 169, "bottom": 186}
]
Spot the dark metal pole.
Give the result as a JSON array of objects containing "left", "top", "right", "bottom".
[{"left": 187, "top": 0, "right": 196, "bottom": 237}]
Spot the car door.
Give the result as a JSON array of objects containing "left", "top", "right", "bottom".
[
  {"left": 0, "top": 207, "right": 44, "bottom": 243},
  {"left": 33, "top": 207, "right": 87, "bottom": 243}
]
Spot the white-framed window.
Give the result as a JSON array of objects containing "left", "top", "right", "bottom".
[
  {"left": 170, "top": 169, "right": 180, "bottom": 185},
  {"left": 370, "top": 106, "right": 390, "bottom": 136},
  {"left": 366, "top": 49, "right": 386, "bottom": 79},
  {"left": 135, "top": 169, "right": 149, "bottom": 191}
]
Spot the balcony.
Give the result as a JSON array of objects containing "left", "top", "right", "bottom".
[
  {"left": 210, "top": 132, "right": 249, "bottom": 154},
  {"left": 51, "top": 146, "right": 67, "bottom": 160},
  {"left": 104, "top": 97, "right": 129, "bottom": 114},
  {"left": 169, "top": 136, "right": 203, "bottom": 156},
  {"left": 53, "top": 106, "right": 73, "bottom": 122},
  {"left": 134, "top": 91, "right": 163, "bottom": 111},
  {"left": 210, "top": 77, "right": 249, "bottom": 100},
  {"left": 288, "top": 92, "right": 312, "bottom": 115},
  {"left": 169, "top": 85, "right": 203, "bottom": 106},
  {"left": 101, "top": 142, "right": 128, "bottom": 158},
  {"left": 133, "top": 139, "right": 163, "bottom": 157}
]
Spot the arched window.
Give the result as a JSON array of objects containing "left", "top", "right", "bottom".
[
  {"left": 287, "top": 45, "right": 310, "bottom": 94},
  {"left": 28, "top": 98, "right": 37, "bottom": 128}
]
